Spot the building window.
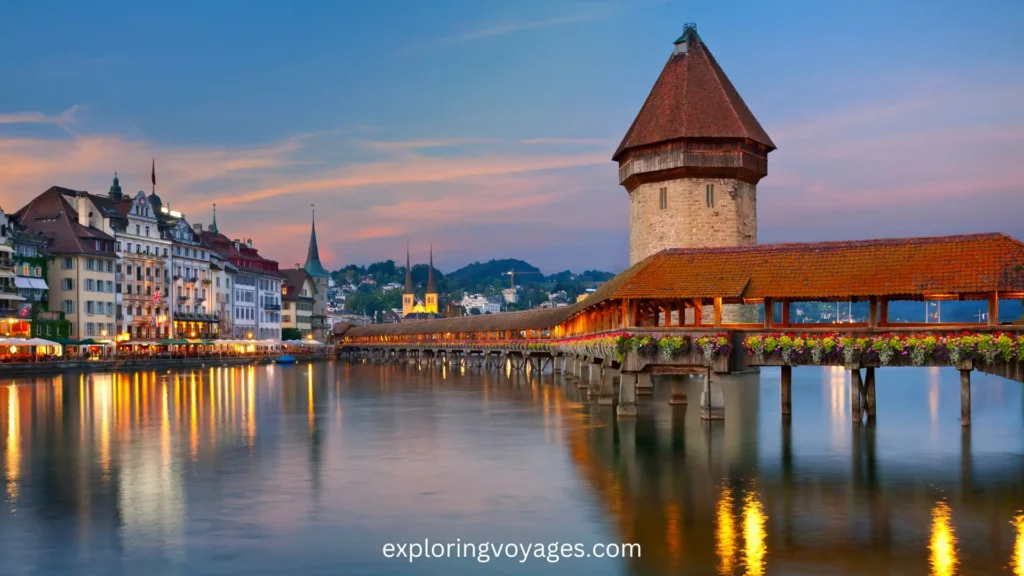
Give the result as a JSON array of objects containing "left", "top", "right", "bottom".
[
  {"left": 706, "top": 184, "right": 715, "bottom": 208},
  {"left": 86, "top": 301, "right": 95, "bottom": 315},
  {"left": 145, "top": 226, "right": 150, "bottom": 237},
  {"left": 63, "top": 278, "right": 74, "bottom": 290},
  {"left": 116, "top": 241, "right": 121, "bottom": 251},
  {"left": 62, "top": 257, "right": 73, "bottom": 270},
  {"left": 33, "top": 266, "right": 41, "bottom": 277},
  {"left": 106, "top": 260, "right": 113, "bottom": 273},
  {"left": 106, "top": 280, "right": 113, "bottom": 292},
  {"left": 63, "top": 300, "right": 74, "bottom": 314},
  {"left": 127, "top": 242, "right": 132, "bottom": 253},
  {"left": 659, "top": 187, "right": 667, "bottom": 209},
  {"left": 106, "top": 303, "right": 113, "bottom": 316},
  {"left": 86, "top": 323, "right": 95, "bottom": 336},
  {"left": 86, "top": 279, "right": 95, "bottom": 291}
]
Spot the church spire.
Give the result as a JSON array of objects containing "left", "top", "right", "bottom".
[
  {"left": 426, "top": 244, "right": 436, "bottom": 294},
  {"left": 303, "top": 204, "right": 329, "bottom": 277},
  {"left": 210, "top": 202, "right": 219, "bottom": 234},
  {"left": 403, "top": 244, "right": 414, "bottom": 295}
]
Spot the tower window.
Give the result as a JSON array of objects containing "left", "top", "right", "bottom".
[
  {"left": 706, "top": 184, "right": 715, "bottom": 208},
  {"left": 658, "top": 187, "right": 667, "bottom": 209}
]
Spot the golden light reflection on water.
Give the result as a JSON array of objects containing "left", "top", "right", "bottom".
[
  {"left": 1011, "top": 514, "right": 1024, "bottom": 576},
  {"left": 929, "top": 500, "right": 958, "bottom": 576},
  {"left": 5, "top": 386, "right": 20, "bottom": 505},
  {"left": 716, "top": 486, "right": 737, "bottom": 575},
  {"left": 827, "top": 366, "right": 848, "bottom": 450},
  {"left": 742, "top": 491, "right": 768, "bottom": 576}
]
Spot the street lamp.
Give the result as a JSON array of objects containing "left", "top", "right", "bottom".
[
  {"left": 247, "top": 332, "right": 253, "bottom": 340},
  {"left": 101, "top": 328, "right": 108, "bottom": 337}
]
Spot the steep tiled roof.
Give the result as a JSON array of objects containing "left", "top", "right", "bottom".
[
  {"left": 613, "top": 27, "right": 775, "bottom": 161},
  {"left": 612, "top": 233, "right": 1024, "bottom": 300},
  {"left": 199, "top": 230, "right": 281, "bottom": 276},
  {"left": 14, "top": 187, "right": 116, "bottom": 257},
  {"left": 281, "top": 268, "right": 314, "bottom": 301}
]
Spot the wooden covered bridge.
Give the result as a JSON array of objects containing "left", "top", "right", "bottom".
[{"left": 339, "top": 233, "right": 1024, "bottom": 425}]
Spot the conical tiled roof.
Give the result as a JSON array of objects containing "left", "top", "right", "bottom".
[{"left": 613, "top": 25, "right": 775, "bottom": 162}]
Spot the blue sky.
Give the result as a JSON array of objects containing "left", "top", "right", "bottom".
[{"left": 1, "top": 0, "right": 1022, "bottom": 273}]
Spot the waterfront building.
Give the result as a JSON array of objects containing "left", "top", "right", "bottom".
[
  {"left": 140, "top": 189, "right": 215, "bottom": 339},
  {"left": 200, "top": 228, "right": 281, "bottom": 340},
  {"left": 9, "top": 211, "right": 67, "bottom": 338},
  {"left": 302, "top": 209, "right": 330, "bottom": 341},
  {"left": 108, "top": 176, "right": 174, "bottom": 340},
  {"left": 282, "top": 266, "right": 315, "bottom": 337},
  {"left": 209, "top": 243, "right": 237, "bottom": 339},
  {"left": 15, "top": 187, "right": 117, "bottom": 340},
  {"left": 0, "top": 206, "right": 27, "bottom": 335}
]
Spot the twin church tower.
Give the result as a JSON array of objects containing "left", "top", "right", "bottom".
[
  {"left": 401, "top": 246, "right": 438, "bottom": 318},
  {"left": 616, "top": 24, "right": 774, "bottom": 265}
]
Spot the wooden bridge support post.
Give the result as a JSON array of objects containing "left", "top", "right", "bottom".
[
  {"left": 699, "top": 368, "right": 724, "bottom": 421},
  {"left": 636, "top": 370, "right": 654, "bottom": 396},
  {"left": 563, "top": 356, "right": 575, "bottom": 380},
  {"left": 864, "top": 367, "right": 876, "bottom": 422},
  {"left": 781, "top": 365, "right": 792, "bottom": 419},
  {"left": 587, "top": 362, "right": 602, "bottom": 398},
  {"left": 577, "top": 358, "right": 590, "bottom": 389},
  {"left": 850, "top": 367, "right": 864, "bottom": 424},
  {"left": 598, "top": 366, "right": 618, "bottom": 406},
  {"left": 669, "top": 376, "right": 687, "bottom": 405},
  {"left": 617, "top": 373, "right": 638, "bottom": 417},
  {"left": 960, "top": 369, "right": 971, "bottom": 427}
]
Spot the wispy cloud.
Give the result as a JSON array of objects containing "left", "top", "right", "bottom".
[
  {"left": 520, "top": 137, "right": 613, "bottom": 146},
  {"left": 448, "top": 13, "right": 599, "bottom": 42},
  {"left": 0, "top": 105, "right": 79, "bottom": 126},
  {"left": 360, "top": 137, "right": 499, "bottom": 151}
]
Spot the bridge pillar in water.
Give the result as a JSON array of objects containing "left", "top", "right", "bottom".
[
  {"left": 864, "top": 367, "right": 876, "bottom": 422},
  {"left": 850, "top": 367, "right": 863, "bottom": 424},
  {"left": 699, "top": 370, "right": 725, "bottom": 421},
  {"left": 575, "top": 357, "right": 589, "bottom": 389},
  {"left": 587, "top": 361, "right": 602, "bottom": 398},
  {"left": 781, "top": 365, "right": 792, "bottom": 418},
  {"left": 636, "top": 370, "right": 654, "bottom": 396},
  {"left": 960, "top": 368, "right": 971, "bottom": 427},
  {"left": 617, "top": 373, "right": 637, "bottom": 417},
  {"left": 598, "top": 366, "right": 618, "bottom": 406},
  {"left": 668, "top": 375, "right": 687, "bottom": 405}
]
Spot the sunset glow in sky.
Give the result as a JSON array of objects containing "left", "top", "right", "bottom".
[{"left": 1, "top": 0, "right": 1022, "bottom": 273}]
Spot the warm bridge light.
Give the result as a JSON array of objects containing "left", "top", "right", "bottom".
[
  {"left": 923, "top": 293, "right": 959, "bottom": 301},
  {"left": 929, "top": 500, "right": 958, "bottom": 576}
]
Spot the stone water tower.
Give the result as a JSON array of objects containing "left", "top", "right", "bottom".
[{"left": 615, "top": 24, "right": 775, "bottom": 266}]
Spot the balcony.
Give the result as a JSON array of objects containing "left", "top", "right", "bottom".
[
  {"left": 177, "top": 294, "right": 189, "bottom": 303},
  {"left": 172, "top": 274, "right": 182, "bottom": 281},
  {"left": 185, "top": 276, "right": 199, "bottom": 285},
  {"left": 263, "top": 303, "right": 281, "bottom": 311}
]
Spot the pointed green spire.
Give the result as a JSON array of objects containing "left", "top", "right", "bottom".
[
  {"left": 210, "top": 202, "right": 219, "bottom": 234},
  {"left": 303, "top": 203, "right": 329, "bottom": 277}
]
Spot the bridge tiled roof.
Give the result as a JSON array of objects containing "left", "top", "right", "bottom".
[
  {"left": 344, "top": 233, "right": 1024, "bottom": 338},
  {"left": 613, "top": 233, "right": 1024, "bottom": 300}
]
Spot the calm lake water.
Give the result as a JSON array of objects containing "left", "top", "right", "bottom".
[{"left": 0, "top": 361, "right": 1022, "bottom": 575}]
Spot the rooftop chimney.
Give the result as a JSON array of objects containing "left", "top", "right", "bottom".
[
  {"left": 246, "top": 239, "right": 253, "bottom": 248},
  {"left": 295, "top": 263, "right": 301, "bottom": 269},
  {"left": 193, "top": 223, "right": 203, "bottom": 233}
]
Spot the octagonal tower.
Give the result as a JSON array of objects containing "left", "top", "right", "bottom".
[{"left": 615, "top": 24, "right": 775, "bottom": 265}]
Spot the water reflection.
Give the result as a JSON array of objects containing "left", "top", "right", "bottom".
[
  {"left": 929, "top": 500, "right": 958, "bottom": 576},
  {"left": 742, "top": 491, "right": 767, "bottom": 576},
  {"left": 5, "top": 386, "right": 19, "bottom": 506},
  {"left": 1013, "top": 514, "right": 1024, "bottom": 576},
  {"left": 716, "top": 486, "right": 737, "bottom": 575},
  {"left": 0, "top": 363, "right": 1020, "bottom": 575}
]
